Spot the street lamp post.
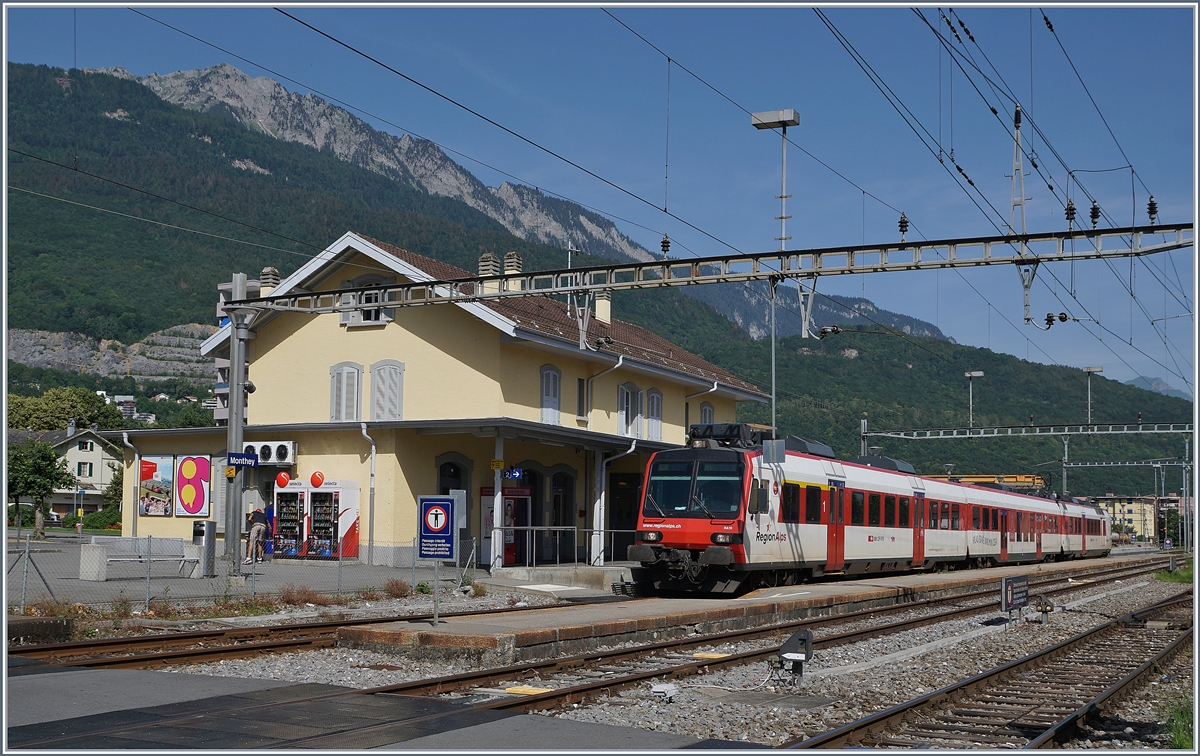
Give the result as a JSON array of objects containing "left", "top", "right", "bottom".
[
  {"left": 753, "top": 109, "right": 800, "bottom": 442},
  {"left": 1083, "top": 366, "right": 1103, "bottom": 425},
  {"left": 965, "top": 371, "right": 984, "bottom": 428}
]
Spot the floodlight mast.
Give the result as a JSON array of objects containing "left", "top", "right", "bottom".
[{"left": 753, "top": 109, "right": 800, "bottom": 442}]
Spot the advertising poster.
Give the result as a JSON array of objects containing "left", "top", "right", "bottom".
[
  {"left": 139, "top": 455, "right": 174, "bottom": 516},
  {"left": 175, "top": 456, "right": 211, "bottom": 517}
]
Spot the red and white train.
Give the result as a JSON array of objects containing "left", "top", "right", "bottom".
[{"left": 629, "top": 425, "right": 1111, "bottom": 594}]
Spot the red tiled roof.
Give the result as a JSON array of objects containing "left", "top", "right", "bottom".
[{"left": 359, "top": 234, "right": 763, "bottom": 396}]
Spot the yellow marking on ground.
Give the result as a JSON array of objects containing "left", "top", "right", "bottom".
[
  {"left": 505, "top": 685, "right": 555, "bottom": 695},
  {"left": 693, "top": 652, "right": 730, "bottom": 659}
]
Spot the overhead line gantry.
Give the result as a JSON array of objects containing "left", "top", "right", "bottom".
[{"left": 227, "top": 222, "right": 1193, "bottom": 319}]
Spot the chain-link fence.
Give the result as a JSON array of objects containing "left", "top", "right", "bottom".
[{"left": 5, "top": 532, "right": 478, "bottom": 617}]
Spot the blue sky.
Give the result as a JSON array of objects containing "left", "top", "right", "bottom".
[{"left": 6, "top": 4, "right": 1196, "bottom": 395}]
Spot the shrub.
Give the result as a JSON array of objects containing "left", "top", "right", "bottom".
[
  {"left": 83, "top": 507, "right": 122, "bottom": 530},
  {"left": 279, "top": 583, "right": 335, "bottom": 606},
  {"left": 415, "top": 581, "right": 432, "bottom": 595},
  {"left": 384, "top": 578, "right": 410, "bottom": 598},
  {"left": 110, "top": 595, "right": 133, "bottom": 619},
  {"left": 359, "top": 586, "right": 382, "bottom": 601},
  {"left": 469, "top": 581, "right": 487, "bottom": 598}
]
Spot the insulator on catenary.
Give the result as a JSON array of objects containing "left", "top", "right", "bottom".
[
  {"left": 1014, "top": 104, "right": 1022, "bottom": 130},
  {"left": 661, "top": 234, "right": 670, "bottom": 259},
  {"left": 1065, "top": 198, "right": 1077, "bottom": 224},
  {"left": 1090, "top": 200, "right": 1101, "bottom": 229},
  {"left": 898, "top": 212, "right": 909, "bottom": 237},
  {"left": 1147, "top": 196, "right": 1158, "bottom": 225}
]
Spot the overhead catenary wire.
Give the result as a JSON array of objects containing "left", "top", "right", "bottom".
[
  {"left": 275, "top": 7, "right": 748, "bottom": 260},
  {"left": 910, "top": 9, "right": 1193, "bottom": 387},
  {"left": 128, "top": 8, "right": 672, "bottom": 250}
]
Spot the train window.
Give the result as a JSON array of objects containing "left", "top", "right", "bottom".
[
  {"left": 693, "top": 461, "right": 746, "bottom": 517},
  {"left": 928, "top": 501, "right": 938, "bottom": 529},
  {"left": 805, "top": 486, "right": 822, "bottom": 524},
  {"left": 1016, "top": 512, "right": 1024, "bottom": 541},
  {"left": 868, "top": 494, "right": 881, "bottom": 526},
  {"left": 884, "top": 496, "right": 896, "bottom": 527},
  {"left": 992, "top": 508, "right": 999, "bottom": 530},
  {"left": 972, "top": 507, "right": 980, "bottom": 529},
  {"left": 836, "top": 488, "right": 845, "bottom": 524},
  {"left": 951, "top": 503, "right": 960, "bottom": 530},
  {"left": 851, "top": 491, "right": 864, "bottom": 525},
  {"left": 939, "top": 502, "right": 950, "bottom": 530},
  {"left": 899, "top": 497, "right": 910, "bottom": 528},
  {"left": 645, "top": 460, "right": 693, "bottom": 516},
  {"left": 781, "top": 483, "right": 801, "bottom": 524},
  {"left": 915, "top": 499, "right": 923, "bottom": 528}
]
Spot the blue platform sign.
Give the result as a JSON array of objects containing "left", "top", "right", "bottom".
[
  {"left": 418, "top": 496, "right": 456, "bottom": 560},
  {"left": 228, "top": 452, "right": 258, "bottom": 467}
]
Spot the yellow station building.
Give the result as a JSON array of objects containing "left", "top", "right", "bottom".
[{"left": 112, "top": 231, "right": 765, "bottom": 568}]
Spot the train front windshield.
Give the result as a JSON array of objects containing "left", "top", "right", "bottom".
[{"left": 643, "top": 453, "right": 745, "bottom": 519}]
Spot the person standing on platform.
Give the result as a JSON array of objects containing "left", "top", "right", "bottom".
[{"left": 245, "top": 508, "right": 268, "bottom": 564}]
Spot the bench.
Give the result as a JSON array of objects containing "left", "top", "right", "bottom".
[{"left": 79, "top": 536, "right": 202, "bottom": 582}]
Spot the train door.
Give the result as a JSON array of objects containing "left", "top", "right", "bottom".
[
  {"left": 1034, "top": 513, "right": 1043, "bottom": 560},
  {"left": 826, "top": 484, "right": 845, "bottom": 571},
  {"left": 999, "top": 510, "right": 1010, "bottom": 561},
  {"left": 912, "top": 495, "right": 925, "bottom": 567}
]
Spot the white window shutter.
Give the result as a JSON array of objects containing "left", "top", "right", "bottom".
[
  {"left": 343, "top": 367, "right": 359, "bottom": 421},
  {"left": 637, "top": 391, "right": 644, "bottom": 439},
  {"left": 617, "top": 386, "right": 627, "bottom": 436},
  {"left": 371, "top": 367, "right": 386, "bottom": 421},
  {"left": 381, "top": 277, "right": 397, "bottom": 322},
  {"left": 331, "top": 368, "right": 344, "bottom": 421},
  {"left": 340, "top": 282, "right": 355, "bottom": 325},
  {"left": 386, "top": 367, "right": 402, "bottom": 419}
]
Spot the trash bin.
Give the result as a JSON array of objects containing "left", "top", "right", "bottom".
[{"left": 192, "top": 520, "right": 217, "bottom": 577}]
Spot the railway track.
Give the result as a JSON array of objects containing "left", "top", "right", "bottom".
[
  {"left": 784, "top": 591, "right": 1193, "bottom": 749},
  {"left": 10, "top": 563, "right": 1182, "bottom": 750},
  {"left": 8, "top": 557, "right": 1174, "bottom": 670},
  {"left": 367, "top": 560, "right": 1176, "bottom": 709}
]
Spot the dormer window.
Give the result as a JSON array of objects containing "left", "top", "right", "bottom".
[{"left": 340, "top": 274, "right": 396, "bottom": 327}]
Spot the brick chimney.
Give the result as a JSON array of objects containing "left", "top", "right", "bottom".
[{"left": 594, "top": 290, "right": 611, "bottom": 324}]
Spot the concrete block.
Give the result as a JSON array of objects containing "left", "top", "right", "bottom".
[
  {"left": 183, "top": 544, "right": 203, "bottom": 578},
  {"left": 79, "top": 544, "right": 107, "bottom": 582}
]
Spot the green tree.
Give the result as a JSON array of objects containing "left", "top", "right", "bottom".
[
  {"left": 6, "top": 387, "right": 124, "bottom": 431},
  {"left": 102, "top": 462, "right": 124, "bottom": 510},
  {"left": 6, "top": 439, "right": 76, "bottom": 538}
]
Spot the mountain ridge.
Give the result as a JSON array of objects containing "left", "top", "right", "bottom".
[{"left": 94, "top": 62, "right": 947, "bottom": 342}]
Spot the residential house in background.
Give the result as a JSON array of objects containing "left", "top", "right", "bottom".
[{"left": 8, "top": 420, "right": 122, "bottom": 520}]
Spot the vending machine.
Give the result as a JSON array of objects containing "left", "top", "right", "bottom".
[{"left": 271, "top": 479, "right": 360, "bottom": 559}]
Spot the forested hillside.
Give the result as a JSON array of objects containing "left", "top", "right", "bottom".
[{"left": 7, "top": 63, "right": 1190, "bottom": 496}]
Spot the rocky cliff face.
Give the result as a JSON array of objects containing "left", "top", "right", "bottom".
[
  {"left": 97, "top": 63, "right": 652, "bottom": 263},
  {"left": 7, "top": 324, "right": 217, "bottom": 381}
]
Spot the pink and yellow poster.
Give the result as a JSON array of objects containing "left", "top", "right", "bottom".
[{"left": 174, "top": 456, "right": 211, "bottom": 517}]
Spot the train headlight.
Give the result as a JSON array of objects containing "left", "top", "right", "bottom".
[
  {"left": 638, "top": 530, "right": 663, "bottom": 542},
  {"left": 711, "top": 532, "right": 743, "bottom": 544}
]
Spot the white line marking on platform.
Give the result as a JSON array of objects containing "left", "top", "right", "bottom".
[
  {"left": 738, "top": 589, "right": 811, "bottom": 600},
  {"left": 520, "top": 583, "right": 585, "bottom": 591}
]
